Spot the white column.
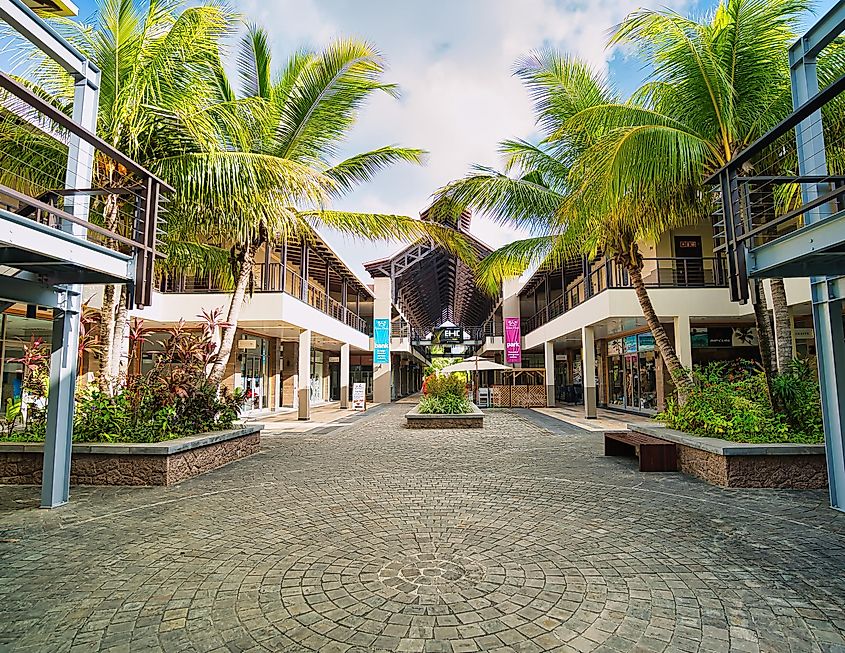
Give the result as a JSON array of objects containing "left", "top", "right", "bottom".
[
  {"left": 373, "top": 277, "right": 392, "bottom": 404},
  {"left": 582, "top": 326, "right": 597, "bottom": 419},
  {"left": 298, "top": 329, "right": 311, "bottom": 420},
  {"left": 544, "top": 340, "right": 555, "bottom": 407},
  {"left": 340, "top": 343, "right": 350, "bottom": 409},
  {"left": 673, "top": 314, "right": 693, "bottom": 370}
]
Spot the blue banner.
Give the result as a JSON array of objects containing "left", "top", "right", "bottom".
[{"left": 373, "top": 318, "right": 390, "bottom": 364}]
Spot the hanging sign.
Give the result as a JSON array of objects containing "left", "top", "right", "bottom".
[
  {"left": 352, "top": 383, "right": 367, "bottom": 411},
  {"left": 504, "top": 317, "right": 522, "bottom": 364},
  {"left": 373, "top": 318, "right": 390, "bottom": 364},
  {"left": 434, "top": 326, "right": 464, "bottom": 344}
]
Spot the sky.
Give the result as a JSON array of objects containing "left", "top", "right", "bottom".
[{"left": 64, "top": 0, "right": 838, "bottom": 282}]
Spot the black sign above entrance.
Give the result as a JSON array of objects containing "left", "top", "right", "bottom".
[{"left": 434, "top": 326, "right": 464, "bottom": 344}]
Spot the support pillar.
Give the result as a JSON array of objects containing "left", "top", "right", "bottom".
[
  {"left": 41, "top": 289, "right": 81, "bottom": 508},
  {"left": 544, "top": 340, "right": 555, "bottom": 407},
  {"left": 673, "top": 314, "right": 693, "bottom": 370},
  {"left": 340, "top": 343, "right": 350, "bottom": 409},
  {"left": 373, "top": 277, "right": 392, "bottom": 404},
  {"left": 298, "top": 329, "right": 311, "bottom": 420},
  {"left": 813, "top": 286, "right": 845, "bottom": 510},
  {"left": 582, "top": 325, "right": 597, "bottom": 419}
]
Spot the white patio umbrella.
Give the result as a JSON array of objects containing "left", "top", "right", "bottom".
[{"left": 440, "top": 356, "right": 510, "bottom": 404}]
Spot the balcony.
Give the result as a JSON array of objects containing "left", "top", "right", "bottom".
[
  {"left": 523, "top": 256, "right": 728, "bottom": 334},
  {"left": 0, "top": 72, "right": 169, "bottom": 307},
  {"left": 160, "top": 264, "right": 370, "bottom": 334}
]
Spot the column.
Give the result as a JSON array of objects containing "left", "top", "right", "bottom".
[
  {"left": 340, "top": 343, "right": 350, "bottom": 409},
  {"left": 544, "top": 340, "right": 555, "bottom": 407},
  {"left": 41, "top": 290, "right": 81, "bottom": 508},
  {"left": 298, "top": 329, "right": 311, "bottom": 420},
  {"left": 813, "top": 287, "right": 845, "bottom": 510},
  {"left": 582, "top": 325, "right": 597, "bottom": 419},
  {"left": 673, "top": 314, "right": 693, "bottom": 370},
  {"left": 373, "top": 276, "right": 392, "bottom": 404}
]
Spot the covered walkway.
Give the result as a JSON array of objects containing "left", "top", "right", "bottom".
[{"left": 2, "top": 404, "right": 844, "bottom": 652}]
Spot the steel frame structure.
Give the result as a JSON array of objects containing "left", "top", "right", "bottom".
[{"left": 709, "top": 1, "right": 845, "bottom": 510}]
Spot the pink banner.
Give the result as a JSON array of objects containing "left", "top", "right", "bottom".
[{"left": 505, "top": 317, "right": 521, "bottom": 364}]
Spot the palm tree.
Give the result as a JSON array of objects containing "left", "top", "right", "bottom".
[
  {"left": 433, "top": 52, "right": 696, "bottom": 386},
  {"left": 3, "top": 0, "right": 236, "bottom": 393},
  {"left": 160, "top": 26, "right": 474, "bottom": 385},
  {"left": 564, "top": 0, "right": 826, "bottom": 390}
]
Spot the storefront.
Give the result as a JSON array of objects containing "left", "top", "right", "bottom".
[
  {"left": 606, "top": 333, "right": 657, "bottom": 413},
  {"left": 238, "top": 334, "right": 271, "bottom": 412},
  {"left": 690, "top": 325, "right": 761, "bottom": 365}
]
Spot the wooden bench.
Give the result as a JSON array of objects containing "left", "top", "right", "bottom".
[{"left": 604, "top": 430, "right": 677, "bottom": 472}]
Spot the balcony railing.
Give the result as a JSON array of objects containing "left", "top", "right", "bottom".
[
  {"left": 0, "top": 72, "right": 170, "bottom": 307},
  {"left": 161, "top": 263, "right": 369, "bottom": 334},
  {"left": 523, "top": 256, "right": 728, "bottom": 334}
]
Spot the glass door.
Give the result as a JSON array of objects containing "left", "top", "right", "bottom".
[{"left": 624, "top": 353, "right": 639, "bottom": 410}]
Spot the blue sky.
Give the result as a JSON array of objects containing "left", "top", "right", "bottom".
[{"left": 59, "top": 0, "right": 840, "bottom": 281}]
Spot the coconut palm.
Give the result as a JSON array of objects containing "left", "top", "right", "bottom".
[
  {"left": 1, "top": 0, "right": 236, "bottom": 393},
  {"left": 162, "top": 26, "right": 474, "bottom": 384},
  {"left": 564, "top": 0, "right": 828, "bottom": 388},
  {"left": 433, "top": 52, "right": 697, "bottom": 386}
]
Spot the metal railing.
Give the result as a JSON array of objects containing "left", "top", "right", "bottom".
[
  {"left": 0, "top": 71, "right": 170, "bottom": 307},
  {"left": 523, "top": 256, "right": 728, "bottom": 334},
  {"left": 708, "top": 71, "right": 845, "bottom": 302},
  {"left": 161, "top": 263, "right": 369, "bottom": 334}
]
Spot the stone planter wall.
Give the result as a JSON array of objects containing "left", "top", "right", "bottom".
[
  {"left": 630, "top": 424, "right": 827, "bottom": 489},
  {"left": 0, "top": 426, "right": 262, "bottom": 487},
  {"left": 406, "top": 403, "right": 484, "bottom": 429}
]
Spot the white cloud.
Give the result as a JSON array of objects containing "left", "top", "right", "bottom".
[{"left": 234, "top": 0, "right": 691, "bottom": 279}]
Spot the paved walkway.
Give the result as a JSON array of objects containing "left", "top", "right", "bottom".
[{"left": 2, "top": 405, "right": 845, "bottom": 653}]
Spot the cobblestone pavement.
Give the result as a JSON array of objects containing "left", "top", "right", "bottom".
[{"left": 2, "top": 405, "right": 845, "bottom": 653}]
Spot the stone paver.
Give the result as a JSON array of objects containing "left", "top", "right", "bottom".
[{"left": 1, "top": 405, "right": 845, "bottom": 652}]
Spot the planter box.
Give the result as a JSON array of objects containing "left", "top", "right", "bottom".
[
  {"left": 406, "top": 403, "right": 484, "bottom": 429},
  {"left": 0, "top": 425, "right": 262, "bottom": 487},
  {"left": 629, "top": 424, "right": 827, "bottom": 489}
]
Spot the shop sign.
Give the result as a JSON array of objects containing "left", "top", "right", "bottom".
[
  {"left": 238, "top": 339, "right": 257, "bottom": 350},
  {"left": 608, "top": 339, "right": 624, "bottom": 356},
  {"left": 623, "top": 335, "right": 638, "bottom": 354},
  {"left": 555, "top": 354, "right": 566, "bottom": 361},
  {"left": 637, "top": 333, "right": 655, "bottom": 352},
  {"left": 708, "top": 327, "right": 733, "bottom": 347},
  {"left": 691, "top": 328, "right": 709, "bottom": 348},
  {"left": 731, "top": 326, "right": 758, "bottom": 347},
  {"left": 505, "top": 317, "right": 522, "bottom": 364},
  {"left": 373, "top": 318, "right": 390, "bottom": 364},
  {"left": 352, "top": 382, "right": 367, "bottom": 411},
  {"left": 795, "top": 327, "right": 815, "bottom": 340},
  {"left": 434, "top": 326, "right": 464, "bottom": 344}
]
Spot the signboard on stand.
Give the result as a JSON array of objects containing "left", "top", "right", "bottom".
[
  {"left": 352, "top": 383, "right": 367, "bottom": 411},
  {"left": 505, "top": 317, "right": 522, "bottom": 364},
  {"left": 373, "top": 318, "right": 390, "bottom": 364}
]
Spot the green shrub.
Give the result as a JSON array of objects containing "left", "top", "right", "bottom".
[
  {"left": 424, "top": 373, "right": 468, "bottom": 399},
  {"left": 4, "top": 317, "right": 243, "bottom": 444},
  {"left": 658, "top": 360, "right": 823, "bottom": 444},
  {"left": 419, "top": 370, "right": 470, "bottom": 414},
  {"left": 418, "top": 394, "right": 472, "bottom": 415}
]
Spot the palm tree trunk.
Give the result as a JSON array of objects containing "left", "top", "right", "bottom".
[
  {"left": 208, "top": 243, "right": 255, "bottom": 386},
  {"left": 112, "top": 285, "right": 129, "bottom": 386},
  {"left": 750, "top": 278, "right": 778, "bottom": 405},
  {"left": 97, "top": 193, "right": 121, "bottom": 394},
  {"left": 98, "top": 283, "right": 118, "bottom": 394},
  {"left": 769, "top": 278, "right": 793, "bottom": 372},
  {"left": 627, "top": 264, "right": 692, "bottom": 390}
]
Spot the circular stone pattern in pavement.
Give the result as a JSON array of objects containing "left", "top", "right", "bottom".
[{"left": 378, "top": 550, "right": 486, "bottom": 599}]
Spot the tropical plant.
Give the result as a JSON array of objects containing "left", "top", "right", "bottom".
[
  {"left": 1, "top": 0, "right": 237, "bottom": 393},
  {"left": 658, "top": 360, "right": 822, "bottom": 444},
  {"left": 159, "top": 25, "right": 477, "bottom": 385},
  {"left": 419, "top": 372, "right": 471, "bottom": 414},
  {"left": 432, "top": 52, "right": 696, "bottom": 387},
  {"left": 565, "top": 0, "right": 845, "bottom": 393}
]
